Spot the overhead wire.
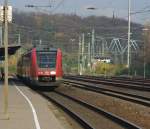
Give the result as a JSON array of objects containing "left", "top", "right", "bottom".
[
  {"left": 131, "top": 10, "right": 150, "bottom": 15},
  {"left": 50, "top": 0, "right": 65, "bottom": 14}
]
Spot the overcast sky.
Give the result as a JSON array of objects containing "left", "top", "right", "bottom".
[{"left": 1, "top": 0, "right": 150, "bottom": 24}]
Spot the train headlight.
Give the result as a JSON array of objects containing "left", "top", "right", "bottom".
[
  {"left": 38, "top": 71, "right": 43, "bottom": 75},
  {"left": 50, "top": 71, "right": 56, "bottom": 75}
]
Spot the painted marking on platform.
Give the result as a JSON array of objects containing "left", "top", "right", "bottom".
[{"left": 14, "top": 84, "right": 41, "bottom": 129}]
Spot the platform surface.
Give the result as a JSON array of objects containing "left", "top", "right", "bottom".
[{"left": 0, "top": 79, "right": 65, "bottom": 129}]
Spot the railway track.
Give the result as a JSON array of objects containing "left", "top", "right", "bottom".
[
  {"left": 63, "top": 75, "right": 150, "bottom": 91},
  {"left": 111, "top": 76, "right": 150, "bottom": 83},
  {"left": 77, "top": 75, "right": 150, "bottom": 86},
  {"left": 76, "top": 75, "right": 150, "bottom": 83},
  {"left": 63, "top": 79, "right": 150, "bottom": 107},
  {"left": 83, "top": 76, "right": 150, "bottom": 86},
  {"left": 38, "top": 90, "right": 141, "bottom": 129}
]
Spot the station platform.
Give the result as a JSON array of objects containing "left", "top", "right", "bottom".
[{"left": 0, "top": 78, "right": 65, "bottom": 129}]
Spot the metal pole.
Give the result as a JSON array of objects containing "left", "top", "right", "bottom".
[
  {"left": 81, "top": 33, "right": 85, "bottom": 74},
  {"left": 127, "top": 0, "right": 131, "bottom": 72},
  {"left": 78, "top": 36, "right": 82, "bottom": 75},
  {"left": 3, "top": 0, "right": 9, "bottom": 118},
  {"left": 142, "top": 28, "right": 148, "bottom": 79},
  {"left": 144, "top": 60, "right": 146, "bottom": 79},
  {"left": 91, "top": 29, "right": 95, "bottom": 62},
  {"left": 88, "top": 40, "right": 91, "bottom": 68},
  {"left": 143, "top": 28, "right": 149, "bottom": 79},
  {"left": 143, "top": 32, "right": 146, "bottom": 79},
  {"left": 102, "top": 41, "right": 104, "bottom": 56},
  {"left": 0, "top": 26, "right": 2, "bottom": 46},
  {"left": 39, "top": 39, "right": 42, "bottom": 45},
  {"left": 18, "top": 33, "right": 21, "bottom": 45}
]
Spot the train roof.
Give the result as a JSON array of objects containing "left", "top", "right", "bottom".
[
  {"left": 21, "top": 46, "right": 58, "bottom": 56},
  {"left": 36, "top": 46, "right": 57, "bottom": 52}
]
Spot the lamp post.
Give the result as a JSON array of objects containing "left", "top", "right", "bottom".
[
  {"left": 86, "top": 7, "right": 96, "bottom": 71},
  {"left": 3, "top": 0, "right": 9, "bottom": 118}
]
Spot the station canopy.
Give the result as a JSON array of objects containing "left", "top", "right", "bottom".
[{"left": 0, "top": 44, "right": 21, "bottom": 60}]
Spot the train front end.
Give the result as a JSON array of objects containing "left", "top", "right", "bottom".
[{"left": 34, "top": 48, "right": 63, "bottom": 87}]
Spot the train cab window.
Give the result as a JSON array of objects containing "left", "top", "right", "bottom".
[{"left": 37, "top": 51, "right": 57, "bottom": 68}]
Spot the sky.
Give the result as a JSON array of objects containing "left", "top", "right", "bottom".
[{"left": 1, "top": 0, "right": 150, "bottom": 24}]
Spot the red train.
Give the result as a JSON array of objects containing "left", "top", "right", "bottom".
[{"left": 17, "top": 47, "right": 63, "bottom": 87}]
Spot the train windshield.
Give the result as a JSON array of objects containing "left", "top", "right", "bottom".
[{"left": 37, "top": 51, "right": 57, "bottom": 68}]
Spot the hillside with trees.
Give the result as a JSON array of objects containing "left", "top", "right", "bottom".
[
  {"left": 8, "top": 11, "right": 145, "bottom": 75},
  {"left": 10, "top": 11, "right": 143, "bottom": 51}
]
